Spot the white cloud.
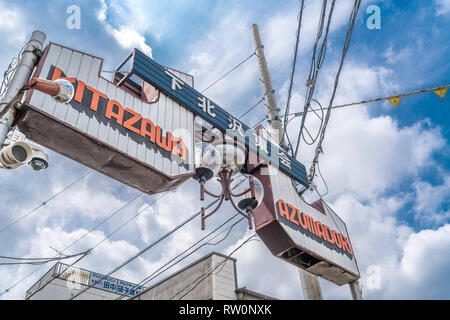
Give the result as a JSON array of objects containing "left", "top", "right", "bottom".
[
  {"left": 0, "top": 0, "right": 449, "bottom": 301},
  {"left": 0, "top": 2, "right": 27, "bottom": 45},
  {"left": 436, "top": 0, "right": 450, "bottom": 15},
  {"left": 97, "top": 0, "right": 153, "bottom": 57},
  {"left": 413, "top": 175, "right": 450, "bottom": 225},
  {"left": 110, "top": 26, "right": 153, "bottom": 57}
]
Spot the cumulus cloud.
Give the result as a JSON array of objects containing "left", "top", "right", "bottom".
[
  {"left": 0, "top": 0, "right": 448, "bottom": 301},
  {"left": 97, "top": 0, "right": 153, "bottom": 57},
  {"left": 435, "top": 0, "right": 450, "bottom": 15},
  {"left": 413, "top": 175, "right": 450, "bottom": 225}
]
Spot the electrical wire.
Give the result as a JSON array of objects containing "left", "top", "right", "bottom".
[
  {"left": 0, "top": 249, "right": 91, "bottom": 266},
  {"left": 0, "top": 43, "right": 26, "bottom": 101},
  {"left": 309, "top": 0, "right": 361, "bottom": 182},
  {"left": 315, "top": 161, "right": 328, "bottom": 197},
  {"left": 69, "top": 176, "right": 249, "bottom": 300},
  {"left": 282, "top": 0, "right": 305, "bottom": 153},
  {"left": 20, "top": 191, "right": 169, "bottom": 299},
  {"left": 116, "top": 214, "right": 246, "bottom": 300},
  {"left": 200, "top": 52, "right": 256, "bottom": 93},
  {"left": 0, "top": 188, "right": 145, "bottom": 297},
  {"left": 293, "top": 0, "right": 335, "bottom": 157},
  {"left": 68, "top": 197, "right": 217, "bottom": 300},
  {"left": 238, "top": 97, "right": 264, "bottom": 120},
  {"left": 0, "top": 170, "right": 93, "bottom": 233},
  {"left": 169, "top": 233, "right": 258, "bottom": 300}
]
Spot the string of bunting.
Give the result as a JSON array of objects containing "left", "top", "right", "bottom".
[
  {"left": 281, "top": 84, "right": 449, "bottom": 120},
  {"left": 338, "top": 84, "right": 449, "bottom": 109}
]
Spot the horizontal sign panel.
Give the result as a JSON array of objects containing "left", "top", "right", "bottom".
[
  {"left": 253, "top": 166, "right": 359, "bottom": 285},
  {"left": 89, "top": 272, "right": 144, "bottom": 297},
  {"left": 21, "top": 43, "right": 195, "bottom": 194},
  {"left": 131, "top": 48, "right": 309, "bottom": 187}
]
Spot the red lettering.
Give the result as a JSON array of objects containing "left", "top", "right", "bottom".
[
  {"left": 287, "top": 204, "right": 299, "bottom": 226},
  {"left": 105, "top": 100, "right": 124, "bottom": 125},
  {"left": 332, "top": 230, "right": 342, "bottom": 248},
  {"left": 305, "top": 215, "right": 317, "bottom": 235},
  {"left": 172, "top": 137, "right": 187, "bottom": 161},
  {"left": 298, "top": 211, "right": 309, "bottom": 230},
  {"left": 339, "top": 234, "right": 353, "bottom": 255},
  {"left": 123, "top": 108, "right": 142, "bottom": 134},
  {"left": 74, "top": 80, "right": 85, "bottom": 103},
  {"left": 277, "top": 199, "right": 289, "bottom": 220},
  {"left": 315, "top": 221, "right": 327, "bottom": 241},
  {"left": 51, "top": 66, "right": 76, "bottom": 83},
  {"left": 140, "top": 118, "right": 156, "bottom": 143},
  {"left": 85, "top": 85, "right": 108, "bottom": 112},
  {"left": 323, "top": 225, "right": 335, "bottom": 244},
  {"left": 156, "top": 126, "right": 172, "bottom": 152}
]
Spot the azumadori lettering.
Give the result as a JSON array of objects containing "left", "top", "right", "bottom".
[
  {"left": 47, "top": 66, "right": 189, "bottom": 168},
  {"left": 276, "top": 199, "right": 354, "bottom": 259}
]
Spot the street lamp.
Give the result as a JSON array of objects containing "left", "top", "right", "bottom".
[{"left": 193, "top": 138, "right": 264, "bottom": 230}]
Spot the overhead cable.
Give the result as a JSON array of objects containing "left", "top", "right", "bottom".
[
  {"left": 282, "top": 0, "right": 306, "bottom": 153},
  {"left": 309, "top": 0, "right": 361, "bottom": 182},
  {"left": 294, "top": 0, "right": 336, "bottom": 157},
  {"left": 0, "top": 170, "right": 93, "bottom": 233},
  {"left": 200, "top": 52, "right": 256, "bottom": 93},
  {"left": 170, "top": 233, "right": 258, "bottom": 300}
]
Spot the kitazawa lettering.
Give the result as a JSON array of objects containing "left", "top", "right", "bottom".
[{"left": 47, "top": 65, "right": 189, "bottom": 169}]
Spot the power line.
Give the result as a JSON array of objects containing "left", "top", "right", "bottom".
[
  {"left": 0, "top": 170, "right": 92, "bottom": 233},
  {"left": 0, "top": 189, "right": 144, "bottom": 297},
  {"left": 61, "top": 191, "right": 144, "bottom": 253},
  {"left": 238, "top": 97, "right": 264, "bottom": 119},
  {"left": 200, "top": 52, "right": 256, "bottom": 93},
  {"left": 70, "top": 176, "right": 249, "bottom": 300},
  {"left": 293, "top": 0, "right": 336, "bottom": 157},
  {"left": 282, "top": 0, "right": 305, "bottom": 153},
  {"left": 0, "top": 249, "right": 91, "bottom": 266},
  {"left": 116, "top": 213, "right": 246, "bottom": 300},
  {"left": 69, "top": 198, "right": 215, "bottom": 300},
  {"left": 309, "top": 0, "right": 361, "bottom": 183},
  {"left": 22, "top": 191, "right": 169, "bottom": 299},
  {"left": 169, "top": 233, "right": 258, "bottom": 300}
]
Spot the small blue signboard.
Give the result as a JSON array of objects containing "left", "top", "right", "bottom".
[{"left": 128, "top": 49, "right": 309, "bottom": 187}]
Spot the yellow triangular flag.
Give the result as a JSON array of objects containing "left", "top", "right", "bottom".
[
  {"left": 388, "top": 96, "right": 401, "bottom": 107},
  {"left": 433, "top": 88, "right": 448, "bottom": 98}
]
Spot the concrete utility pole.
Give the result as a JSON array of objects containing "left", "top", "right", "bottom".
[
  {"left": 0, "top": 30, "right": 46, "bottom": 145},
  {"left": 251, "top": 23, "right": 324, "bottom": 301},
  {"left": 349, "top": 280, "right": 363, "bottom": 300},
  {"left": 251, "top": 24, "right": 285, "bottom": 145}
]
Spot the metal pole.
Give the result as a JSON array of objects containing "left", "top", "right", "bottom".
[
  {"left": 251, "top": 24, "right": 284, "bottom": 145},
  {"left": 298, "top": 268, "right": 323, "bottom": 300},
  {"left": 251, "top": 23, "right": 324, "bottom": 300},
  {"left": 349, "top": 280, "right": 363, "bottom": 300},
  {"left": 0, "top": 30, "right": 46, "bottom": 145}
]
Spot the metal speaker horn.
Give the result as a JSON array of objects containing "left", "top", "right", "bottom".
[{"left": 0, "top": 141, "right": 34, "bottom": 169}]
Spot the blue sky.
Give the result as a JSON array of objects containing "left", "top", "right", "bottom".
[{"left": 0, "top": 0, "right": 449, "bottom": 300}]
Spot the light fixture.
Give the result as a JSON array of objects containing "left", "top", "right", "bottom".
[
  {"left": 193, "top": 141, "right": 222, "bottom": 182},
  {"left": 193, "top": 137, "right": 264, "bottom": 230},
  {"left": 213, "top": 139, "right": 246, "bottom": 175}
]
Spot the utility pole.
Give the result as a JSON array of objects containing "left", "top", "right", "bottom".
[
  {"left": 349, "top": 280, "right": 363, "bottom": 300},
  {"left": 0, "top": 30, "right": 46, "bottom": 145},
  {"left": 251, "top": 23, "right": 324, "bottom": 300},
  {"left": 251, "top": 24, "right": 284, "bottom": 146}
]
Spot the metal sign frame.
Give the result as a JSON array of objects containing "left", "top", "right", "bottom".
[{"left": 119, "top": 48, "right": 309, "bottom": 188}]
